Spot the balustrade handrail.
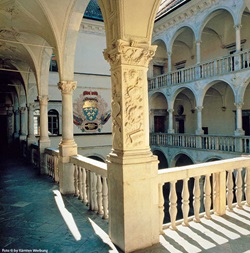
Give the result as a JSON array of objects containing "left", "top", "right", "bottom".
[
  {"left": 70, "top": 155, "right": 107, "bottom": 177},
  {"left": 157, "top": 156, "right": 250, "bottom": 183},
  {"left": 148, "top": 48, "right": 250, "bottom": 89},
  {"left": 157, "top": 156, "right": 250, "bottom": 231}
]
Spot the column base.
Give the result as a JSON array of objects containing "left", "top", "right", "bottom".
[
  {"left": 59, "top": 142, "right": 77, "bottom": 157},
  {"left": 168, "top": 129, "right": 175, "bottom": 134},
  {"left": 107, "top": 151, "right": 159, "bottom": 252},
  {"left": 234, "top": 128, "right": 245, "bottom": 136}
]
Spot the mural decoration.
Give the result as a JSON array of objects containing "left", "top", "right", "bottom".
[{"left": 73, "top": 91, "right": 111, "bottom": 132}]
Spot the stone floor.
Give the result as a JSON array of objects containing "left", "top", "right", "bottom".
[{"left": 0, "top": 156, "right": 250, "bottom": 253}]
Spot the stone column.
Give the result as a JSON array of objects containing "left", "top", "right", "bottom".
[
  {"left": 234, "top": 102, "right": 245, "bottom": 136},
  {"left": 27, "top": 103, "right": 37, "bottom": 146},
  {"left": 38, "top": 95, "right": 51, "bottom": 174},
  {"left": 14, "top": 109, "right": 20, "bottom": 139},
  {"left": 57, "top": 81, "right": 77, "bottom": 194},
  {"left": 104, "top": 40, "right": 159, "bottom": 252},
  {"left": 195, "top": 106, "right": 204, "bottom": 135},
  {"left": 234, "top": 25, "right": 242, "bottom": 70},
  {"left": 196, "top": 40, "right": 201, "bottom": 78},
  {"left": 167, "top": 108, "right": 175, "bottom": 133},
  {"left": 167, "top": 51, "right": 172, "bottom": 85},
  {"left": 235, "top": 25, "right": 242, "bottom": 52},
  {"left": 19, "top": 107, "right": 27, "bottom": 141}
]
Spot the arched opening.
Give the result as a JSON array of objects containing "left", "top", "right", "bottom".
[{"left": 153, "top": 150, "right": 168, "bottom": 169}]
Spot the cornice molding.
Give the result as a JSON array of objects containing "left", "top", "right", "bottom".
[
  {"left": 153, "top": 0, "right": 218, "bottom": 36},
  {"left": 80, "top": 18, "right": 105, "bottom": 36}
]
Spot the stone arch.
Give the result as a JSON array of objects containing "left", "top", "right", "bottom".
[
  {"left": 169, "top": 26, "right": 196, "bottom": 70},
  {"left": 200, "top": 8, "right": 235, "bottom": 62},
  {"left": 202, "top": 80, "right": 235, "bottom": 135},
  {"left": 171, "top": 152, "right": 194, "bottom": 167},
  {"left": 152, "top": 149, "right": 168, "bottom": 169}
]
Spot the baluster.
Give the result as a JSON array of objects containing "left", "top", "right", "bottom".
[
  {"left": 97, "top": 175, "right": 103, "bottom": 215},
  {"left": 193, "top": 176, "right": 201, "bottom": 222},
  {"left": 78, "top": 167, "right": 83, "bottom": 200},
  {"left": 158, "top": 184, "right": 164, "bottom": 234},
  {"left": 54, "top": 156, "right": 59, "bottom": 183},
  {"left": 82, "top": 168, "right": 88, "bottom": 204},
  {"left": 227, "top": 170, "right": 234, "bottom": 211},
  {"left": 87, "top": 170, "right": 91, "bottom": 208},
  {"left": 236, "top": 168, "right": 243, "bottom": 209},
  {"left": 204, "top": 174, "right": 211, "bottom": 219},
  {"left": 74, "top": 165, "right": 79, "bottom": 197},
  {"left": 91, "top": 172, "right": 98, "bottom": 212},
  {"left": 182, "top": 178, "right": 190, "bottom": 226},
  {"left": 245, "top": 167, "right": 250, "bottom": 206},
  {"left": 47, "top": 155, "right": 50, "bottom": 176},
  {"left": 169, "top": 181, "right": 177, "bottom": 230},
  {"left": 102, "top": 177, "right": 109, "bottom": 219}
]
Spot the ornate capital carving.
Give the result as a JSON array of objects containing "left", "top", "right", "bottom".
[
  {"left": 195, "top": 106, "right": 203, "bottom": 112},
  {"left": 234, "top": 24, "right": 242, "bottom": 31},
  {"left": 234, "top": 102, "right": 244, "bottom": 109},
  {"left": 37, "top": 95, "right": 49, "bottom": 105},
  {"left": 58, "top": 81, "right": 77, "bottom": 94},
  {"left": 19, "top": 107, "right": 27, "bottom": 113},
  {"left": 103, "top": 39, "right": 156, "bottom": 68},
  {"left": 28, "top": 103, "right": 36, "bottom": 109},
  {"left": 167, "top": 108, "right": 174, "bottom": 113}
]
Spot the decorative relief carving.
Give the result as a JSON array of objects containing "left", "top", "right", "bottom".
[
  {"left": 111, "top": 70, "right": 122, "bottom": 149},
  {"left": 37, "top": 95, "right": 49, "bottom": 105},
  {"left": 103, "top": 39, "right": 156, "bottom": 68},
  {"left": 58, "top": 81, "right": 77, "bottom": 94},
  {"left": 124, "top": 68, "right": 144, "bottom": 147}
]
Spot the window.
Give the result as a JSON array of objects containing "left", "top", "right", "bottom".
[
  {"left": 49, "top": 54, "right": 58, "bottom": 72},
  {"left": 34, "top": 109, "right": 40, "bottom": 135},
  {"left": 48, "top": 109, "right": 59, "bottom": 135}
]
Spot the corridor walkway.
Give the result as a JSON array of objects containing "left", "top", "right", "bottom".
[
  {"left": 0, "top": 156, "right": 250, "bottom": 253},
  {"left": 0, "top": 157, "right": 117, "bottom": 253}
]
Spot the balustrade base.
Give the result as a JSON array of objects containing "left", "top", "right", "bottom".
[{"left": 107, "top": 154, "right": 159, "bottom": 252}]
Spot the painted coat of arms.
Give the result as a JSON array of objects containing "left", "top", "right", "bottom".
[{"left": 73, "top": 91, "right": 111, "bottom": 132}]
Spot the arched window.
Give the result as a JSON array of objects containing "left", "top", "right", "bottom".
[
  {"left": 48, "top": 109, "right": 59, "bottom": 135},
  {"left": 34, "top": 109, "right": 40, "bottom": 135}
]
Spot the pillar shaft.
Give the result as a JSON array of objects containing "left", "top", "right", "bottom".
[
  {"left": 234, "top": 102, "right": 245, "bottom": 136},
  {"left": 38, "top": 96, "right": 49, "bottom": 141},
  {"left": 168, "top": 108, "right": 174, "bottom": 133},
  {"left": 57, "top": 81, "right": 77, "bottom": 194},
  {"left": 195, "top": 106, "right": 204, "bottom": 135},
  {"left": 104, "top": 40, "right": 159, "bottom": 252}
]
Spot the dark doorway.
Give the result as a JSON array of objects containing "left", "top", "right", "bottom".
[
  {"left": 243, "top": 115, "right": 250, "bottom": 135},
  {"left": 154, "top": 116, "right": 165, "bottom": 133}
]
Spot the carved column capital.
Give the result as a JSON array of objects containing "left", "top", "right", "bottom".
[
  {"left": 167, "top": 108, "right": 174, "bottom": 113},
  {"left": 58, "top": 81, "right": 77, "bottom": 94},
  {"left": 19, "top": 107, "right": 27, "bottom": 113},
  {"left": 28, "top": 103, "right": 36, "bottom": 110},
  {"left": 37, "top": 95, "right": 49, "bottom": 105},
  {"left": 103, "top": 39, "right": 156, "bottom": 68},
  {"left": 234, "top": 102, "right": 244, "bottom": 109},
  {"left": 195, "top": 106, "right": 203, "bottom": 112},
  {"left": 234, "top": 24, "right": 242, "bottom": 31}
]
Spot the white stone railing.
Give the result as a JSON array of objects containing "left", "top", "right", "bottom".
[
  {"left": 45, "top": 148, "right": 59, "bottom": 182},
  {"left": 70, "top": 155, "right": 109, "bottom": 219},
  {"left": 150, "top": 133, "right": 250, "bottom": 154},
  {"left": 148, "top": 48, "right": 250, "bottom": 90},
  {"left": 157, "top": 157, "right": 250, "bottom": 232}
]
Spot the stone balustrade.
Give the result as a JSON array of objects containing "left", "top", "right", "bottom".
[
  {"left": 157, "top": 157, "right": 250, "bottom": 233},
  {"left": 150, "top": 133, "right": 250, "bottom": 154},
  {"left": 148, "top": 48, "right": 250, "bottom": 90}
]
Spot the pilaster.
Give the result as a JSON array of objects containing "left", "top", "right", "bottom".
[{"left": 104, "top": 40, "right": 159, "bottom": 252}]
